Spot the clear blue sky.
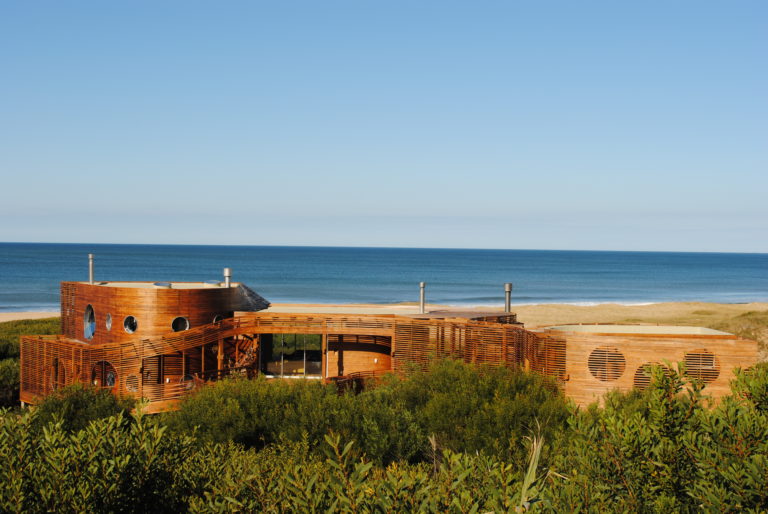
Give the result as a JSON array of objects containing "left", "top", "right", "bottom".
[{"left": 1, "top": 1, "right": 765, "bottom": 252}]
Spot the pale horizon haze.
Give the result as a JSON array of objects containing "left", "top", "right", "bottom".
[{"left": 1, "top": 1, "right": 766, "bottom": 253}]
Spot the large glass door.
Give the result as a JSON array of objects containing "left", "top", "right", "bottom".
[{"left": 261, "top": 333, "right": 322, "bottom": 378}]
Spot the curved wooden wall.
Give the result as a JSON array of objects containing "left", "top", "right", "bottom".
[{"left": 60, "top": 282, "right": 239, "bottom": 345}]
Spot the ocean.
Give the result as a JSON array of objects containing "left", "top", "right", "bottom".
[{"left": 0, "top": 243, "right": 766, "bottom": 312}]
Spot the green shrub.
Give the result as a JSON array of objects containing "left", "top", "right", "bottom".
[
  {"left": 0, "top": 409, "right": 199, "bottom": 513},
  {"left": 544, "top": 364, "right": 768, "bottom": 512},
  {"left": 0, "top": 406, "right": 542, "bottom": 513},
  {"left": 0, "top": 318, "right": 60, "bottom": 407},
  {"left": 0, "top": 317, "right": 59, "bottom": 360},
  {"left": 167, "top": 360, "right": 570, "bottom": 467},
  {"left": 2, "top": 359, "right": 768, "bottom": 512},
  {"left": 0, "top": 359, "right": 19, "bottom": 406},
  {"left": 32, "top": 383, "right": 135, "bottom": 433},
  {"left": 164, "top": 375, "right": 342, "bottom": 448},
  {"left": 380, "top": 360, "right": 571, "bottom": 466}
]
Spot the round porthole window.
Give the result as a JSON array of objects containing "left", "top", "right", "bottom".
[
  {"left": 105, "top": 313, "right": 112, "bottom": 331},
  {"left": 587, "top": 346, "right": 626, "bottom": 381},
  {"left": 684, "top": 349, "right": 720, "bottom": 384},
  {"left": 633, "top": 362, "right": 671, "bottom": 390},
  {"left": 171, "top": 316, "right": 190, "bottom": 332},
  {"left": 124, "top": 316, "right": 138, "bottom": 334},
  {"left": 91, "top": 361, "right": 117, "bottom": 387},
  {"left": 83, "top": 304, "right": 96, "bottom": 340},
  {"left": 125, "top": 375, "right": 139, "bottom": 392}
]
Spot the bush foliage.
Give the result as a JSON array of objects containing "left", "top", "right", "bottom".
[
  {"left": 3, "top": 361, "right": 768, "bottom": 512},
  {"left": 164, "top": 360, "right": 570, "bottom": 466},
  {"left": 0, "top": 359, "right": 20, "bottom": 406},
  {"left": 0, "top": 318, "right": 59, "bottom": 360},
  {"left": 31, "top": 383, "right": 135, "bottom": 433},
  {"left": 0, "top": 317, "right": 59, "bottom": 406}
]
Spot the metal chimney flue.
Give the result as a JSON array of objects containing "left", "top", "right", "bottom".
[
  {"left": 88, "top": 254, "right": 94, "bottom": 285},
  {"left": 504, "top": 282, "right": 513, "bottom": 313},
  {"left": 419, "top": 282, "right": 426, "bottom": 314},
  {"left": 223, "top": 267, "right": 232, "bottom": 288}
]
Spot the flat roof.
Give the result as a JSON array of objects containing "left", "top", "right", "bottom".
[
  {"left": 76, "top": 281, "right": 241, "bottom": 290},
  {"left": 543, "top": 324, "right": 731, "bottom": 336}
]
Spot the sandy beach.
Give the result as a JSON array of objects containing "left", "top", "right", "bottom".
[
  {"left": 4, "top": 302, "right": 766, "bottom": 330},
  {"left": 0, "top": 311, "right": 59, "bottom": 323}
]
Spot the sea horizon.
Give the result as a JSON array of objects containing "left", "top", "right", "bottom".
[{"left": 2, "top": 242, "right": 767, "bottom": 312}]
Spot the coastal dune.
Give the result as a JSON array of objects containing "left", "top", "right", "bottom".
[{"left": 4, "top": 301, "right": 766, "bottom": 329}]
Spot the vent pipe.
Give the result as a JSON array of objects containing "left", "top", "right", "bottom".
[
  {"left": 223, "top": 267, "right": 232, "bottom": 288},
  {"left": 419, "top": 282, "right": 426, "bottom": 314},
  {"left": 504, "top": 282, "right": 513, "bottom": 313},
  {"left": 88, "top": 254, "right": 94, "bottom": 285}
]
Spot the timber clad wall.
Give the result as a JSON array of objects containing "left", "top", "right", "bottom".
[
  {"left": 549, "top": 329, "right": 758, "bottom": 406},
  {"left": 21, "top": 311, "right": 559, "bottom": 412},
  {"left": 20, "top": 282, "right": 760, "bottom": 412},
  {"left": 326, "top": 335, "right": 391, "bottom": 377},
  {"left": 61, "top": 282, "right": 238, "bottom": 345}
]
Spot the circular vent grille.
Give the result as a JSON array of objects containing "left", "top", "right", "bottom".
[
  {"left": 588, "top": 346, "right": 626, "bottom": 381},
  {"left": 684, "top": 349, "right": 720, "bottom": 384},
  {"left": 633, "top": 362, "right": 671, "bottom": 390},
  {"left": 125, "top": 375, "right": 139, "bottom": 392}
]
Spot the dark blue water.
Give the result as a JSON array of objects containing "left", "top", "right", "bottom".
[{"left": 0, "top": 243, "right": 766, "bottom": 312}]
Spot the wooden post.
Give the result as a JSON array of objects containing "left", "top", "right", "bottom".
[
  {"left": 390, "top": 326, "right": 397, "bottom": 373},
  {"left": 139, "top": 341, "right": 143, "bottom": 399},
  {"left": 43, "top": 337, "right": 47, "bottom": 392},
  {"left": 217, "top": 338, "right": 224, "bottom": 375},
  {"left": 322, "top": 323, "right": 328, "bottom": 379}
]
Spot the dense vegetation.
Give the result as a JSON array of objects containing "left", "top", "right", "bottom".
[
  {"left": 30, "top": 382, "right": 135, "bottom": 433},
  {"left": 164, "top": 360, "right": 568, "bottom": 467},
  {"left": 2, "top": 360, "right": 767, "bottom": 512},
  {"left": 0, "top": 317, "right": 59, "bottom": 406},
  {"left": 2, "top": 315, "right": 768, "bottom": 511}
]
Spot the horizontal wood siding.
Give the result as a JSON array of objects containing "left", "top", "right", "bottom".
[
  {"left": 557, "top": 331, "right": 758, "bottom": 406},
  {"left": 24, "top": 306, "right": 759, "bottom": 413}
]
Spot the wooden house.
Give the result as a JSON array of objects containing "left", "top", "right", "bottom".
[{"left": 19, "top": 269, "right": 759, "bottom": 411}]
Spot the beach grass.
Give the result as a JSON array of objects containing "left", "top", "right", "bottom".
[{"left": 0, "top": 317, "right": 60, "bottom": 360}]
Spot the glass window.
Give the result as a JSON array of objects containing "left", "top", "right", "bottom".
[
  {"left": 83, "top": 304, "right": 96, "bottom": 340},
  {"left": 172, "top": 316, "right": 190, "bottom": 332},
  {"left": 124, "top": 316, "right": 138, "bottom": 334},
  {"left": 91, "top": 360, "right": 117, "bottom": 387},
  {"left": 261, "top": 333, "right": 322, "bottom": 377}
]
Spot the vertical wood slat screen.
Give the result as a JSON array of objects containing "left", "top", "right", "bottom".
[{"left": 21, "top": 312, "right": 562, "bottom": 409}]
